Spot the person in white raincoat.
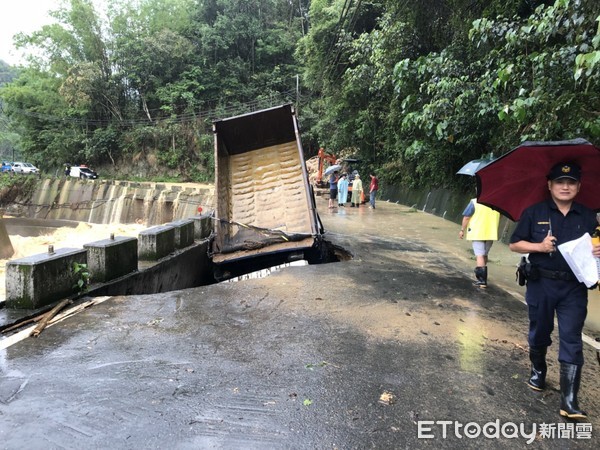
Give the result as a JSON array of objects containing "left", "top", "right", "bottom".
[{"left": 337, "top": 173, "right": 349, "bottom": 207}]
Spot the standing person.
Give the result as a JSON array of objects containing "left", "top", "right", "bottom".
[
  {"left": 328, "top": 171, "right": 339, "bottom": 209},
  {"left": 337, "top": 173, "right": 349, "bottom": 207},
  {"left": 351, "top": 174, "right": 363, "bottom": 207},
  {"left": 509, "top": 162, "right": 600, "bottom": 419},
  {"left": 369, "top": 172, "right": 379, "bottom": 209},
  {"left": 458, "top": 196, "right": 500, "bottom": 288}
]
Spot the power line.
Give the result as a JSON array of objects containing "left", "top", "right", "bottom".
[
  {"left": 321, "top": 0, "right": 360, "bottom": 84},
  {"left": 322, "top": 0, "right": 353, "bottom": 67},
  {"left": 0, "top": 89, "right": 298, "bottom": 129},
  {"left": 330, "top": 0, "right": 363, "bottom": 80}
]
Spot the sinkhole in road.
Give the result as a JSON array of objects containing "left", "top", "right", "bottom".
[
  {"left": 225, "top": 260, "right": 309, "bottom": 282},
  {"left": 217, "top": 239, "right": 353, "bottom": 283}
]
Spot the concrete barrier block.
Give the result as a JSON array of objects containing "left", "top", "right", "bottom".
[
  {"left": 138, "top": 225, "right": 175, "bottom": 260},
  {"left": 84, "top": 236, "right": 138, "bottom": 283},
  {"left": 193, "top": 213, "right": 213, "bottom": 240},
  {"left": 5, "top": 248, "right": 87, "bottom": 309},
  {"left": 168, "top": 219, "right": 195, "bottom": 249}
]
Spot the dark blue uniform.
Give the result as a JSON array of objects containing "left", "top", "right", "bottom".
[
  {"left": 510, "top": 199, "right": 597, "bottom": 365},
  {"left": 329, "top": 174, "right": 338, "bottom": 202}
]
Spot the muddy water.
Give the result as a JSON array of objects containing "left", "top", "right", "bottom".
[{"left": 0, "top": 219, "right": 147, "bottom": 301}]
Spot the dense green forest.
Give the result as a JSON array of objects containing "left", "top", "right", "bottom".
[{"left": 0, "top": 0, "right": 598, "bottom": 189}]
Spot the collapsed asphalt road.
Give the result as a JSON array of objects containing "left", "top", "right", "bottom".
[{"left": 1, "top": 199, "right": 599, "bottom": 449}]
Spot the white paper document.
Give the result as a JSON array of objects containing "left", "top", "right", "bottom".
[{"left": 557, "top": 233, "right": 599, "bottom": 288}]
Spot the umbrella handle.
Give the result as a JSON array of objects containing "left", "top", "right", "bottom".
[{"left": 547, "top": 229, "right": 556, "bottom": 257}]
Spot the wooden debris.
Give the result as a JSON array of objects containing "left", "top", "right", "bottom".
[
  {"left": 1, "top": 312, "right": 47, "bottom": 334},
  {"left": 0, "top": 296, "right": 112, "bottom": 349},
  {"left": 31, "top": 299, "right": 73, "bottom": 338}
]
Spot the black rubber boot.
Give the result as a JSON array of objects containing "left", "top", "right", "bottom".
[
  {"left": 473, "top": 266, "right": 487, "bottom": 288},
  {"left": 527, "top": 347, "right": 547, "bottom": 391},
  {"left": 559, "top": 363, "right": 587, "bottom": 419}
]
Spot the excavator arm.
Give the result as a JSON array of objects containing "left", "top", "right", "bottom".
[{"left": 316, "top": 147, "right": 337, "bottom": 187}]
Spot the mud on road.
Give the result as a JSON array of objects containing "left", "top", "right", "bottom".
[{"left": 0, "top": 198, "right": 599, "bottom": 449}]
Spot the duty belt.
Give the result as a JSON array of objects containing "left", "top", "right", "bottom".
[{"left": 538, "top": 268, "right": 577, "bottom": 281}]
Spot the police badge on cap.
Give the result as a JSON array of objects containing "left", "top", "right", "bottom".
[{"left": 547, "top": 163, "right": 581, "bottom": 181}]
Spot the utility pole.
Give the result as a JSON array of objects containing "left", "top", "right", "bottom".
[{"left": 295, "top": 74, "right": 300, "bottom": 115}]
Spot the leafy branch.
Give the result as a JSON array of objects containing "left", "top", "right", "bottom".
[{"left": 72, "top": 262, "right": 90, "bottom": 294}]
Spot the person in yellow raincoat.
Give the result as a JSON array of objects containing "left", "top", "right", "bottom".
[
  {"left": 351, "top": 174, "right": 363, "bottom": 207},
  {"left": 458, "top": 197, "right": 500, "bottom": 288}
]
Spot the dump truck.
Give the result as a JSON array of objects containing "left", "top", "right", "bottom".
[{"left": 211, "top": 104, "right": 325, "bottom": 281}]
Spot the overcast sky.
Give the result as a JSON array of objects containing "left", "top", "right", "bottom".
[
  {"left": 0, "top": 0, "right": 58, "bottom": 65},
  {"left": 0, "top": 0, "right": 107, "bottom": 66}
]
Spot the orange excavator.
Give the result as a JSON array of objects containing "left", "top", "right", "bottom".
[
  {"left": 315, "top": 147, "right": 338, "bottom": 188},
  {"left": 314, "top": 148, "right": 366, "bottom": 203}
]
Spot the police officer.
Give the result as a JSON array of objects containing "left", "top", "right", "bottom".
[{"left": 509, "top": 162, "right": 600, "bottom": 419}]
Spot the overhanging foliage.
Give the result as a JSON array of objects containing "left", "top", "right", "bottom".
[{"left": 0, "top": 0, "right": 597, "bottom": 189}]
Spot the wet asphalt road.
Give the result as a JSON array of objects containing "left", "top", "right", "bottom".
[{"left": 1, "top": 199, "right": 599, "bottom": 449}]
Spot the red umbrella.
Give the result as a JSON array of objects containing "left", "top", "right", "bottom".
[{"left": 475, "top": 138, "right": 600, "bottom": 221}]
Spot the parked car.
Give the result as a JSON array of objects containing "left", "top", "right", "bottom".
[
  {"left": 1, "top": 161, "right": 12, "bottom": 173},
  {"left": 69, "top": 165, "right": 98, "bottom": 179},
  {"left": 12, "top": 162, "right": 39, "bottom": 175}
]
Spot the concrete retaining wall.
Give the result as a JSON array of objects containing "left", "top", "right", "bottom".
[
  {"left": 2, "top": 178, "right": 215, "bottom": 226},
  {"left": 193, "top": 213, "right": 213, "bottom": 240},
  {"left": 138, "top": 225, "right": 175, "bottom": 260},
  {"left": 87, "top": 241, "right": 213, "bottom": 297},
  {"left": 5, "top": 248, "right": 87, "bottom": 309},
  {"left": 84, "top": 236, "right": 138, "bottom": 283},
  {"left": 169, "top": 219, "right": 195, "bottom": 249},
  {"left": 382, "top": 185, "right": 517, "bottom": 244},
  {"left": 0, "top": 216, "right": 14, "bottom": 259}
]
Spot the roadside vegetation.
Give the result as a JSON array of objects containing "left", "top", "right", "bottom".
[
  {"left": 0, "top": 0, "right": 598, "bottom": 190},
  {"left": 0, "top": 174, "right": 38, "bottom": 207}
]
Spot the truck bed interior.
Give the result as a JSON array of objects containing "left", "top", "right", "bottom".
[{"left": 211, "top": 105, "right": 321, "bottom": 275}]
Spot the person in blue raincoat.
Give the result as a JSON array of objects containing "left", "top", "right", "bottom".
[
  {"left": 509, "top": 162, "right": 600, "bottom": 419},
  {"left": 337, "top": 173, "right": 349, "bottom": 207}
]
